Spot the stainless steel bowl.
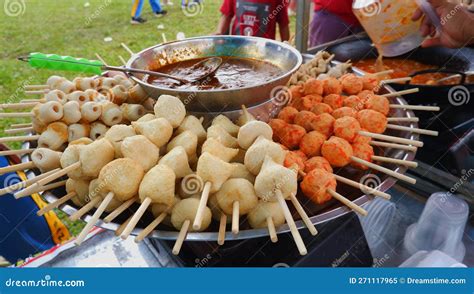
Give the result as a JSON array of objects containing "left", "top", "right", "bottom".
[{"left": 126, "top": 35, "right": 303, "bottom": 112}]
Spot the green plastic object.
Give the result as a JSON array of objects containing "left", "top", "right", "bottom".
[{"left": 27, "top": 52, "right": 104, "bottom": 75}]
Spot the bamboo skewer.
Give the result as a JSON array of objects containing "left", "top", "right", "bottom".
[
  {"left": 193, "top": 181, "right": 211, "bottom": 230},
  {"left": 0, "top": 161, "right": 35, "bottom": 175},
  {"left": 37, "top": 192, "right": 77, "bottom": 216},
  {"left": 14, "top": 180, "right": 66, "bottom": 198},
  {"left": 359, "top": 131, "right": 423, "bottom": 147},
  {"left": 0, "top": 168, "right": 60, "bottom": 196},
  {"left": 289, "top": 194, "right": 317, "bottom": 236},
  {"left": 10, "top": 123, "right": 33, "bottom": 129},
  {"left": 275, "top": 189, "right": 307, "bottom": 255},
  {"left": 25, "top": 85, "right": 49, "bottom": 90},
  {"left": 121, "top": 43, "right": 134, "bottom": 56},
  {"left": 25, "top": 90, "right": 49, "bottom": 95},
  {"left": 217, "top": 213, "right": 227, "bottom": 245},
  {"left": 172, "top": 219, "right": 190, "bottom": 255},
  {"left": 75, "top": 192, "right": 115, "bottom": 245},
  {"left": 231, "top": 201, "right": 239, "bottom": 234},
  {"left": 5, "top": 127, "right": 34, "bottom": 135},
  {"left": 115, "top": 216, "right": 133, "bottom": 236},
  {"left": 382, "top": 88, "right": 419, "bottom": 97},
  {"left": 386, "top": 117, "right": 419, "bottom": 122},
  {"left": 386, "top": 124, "right": 439, "bottom": 136},
  {"left": 327, "top": 189, "right": 368, "bottom": 216},
  {"left": 0, "top": 102, "right": 38, "bottom": 110},
  {"left": 371, "top": 155, "right": 418, "bottom": 168},
  {"left": 350, "top": 156, "right": 416, "bottom": 184},
  {"left": 380, "top": 77, "right": 412, "bottom": 84},
  {"left": 103, "top": 197, "right": 136, "bottom": 223},
  {"left": 267, "top": 217, "right": 278, "bottom": 243},
  {"left": 0, "top": 148, "right": 34, "bottom": 157},
  {"left": 389, "top": 104, "right": 440, "bottom": 111},
  {"left": 134, "top": 212, "right": 168, "bottom": 243},
  {"left": 120, "top": 197, "right": 152, "bottom": 239},
  {"left": 0, "top": 135, "right": 39, "bottom": 144},
  {"left": 69, "top": 197, "right": 101, "bottom": 221},
  {"left": 332, "top": 174, "right": 391, "bottom": 200},
  {"left": 370, "top": 141, "right": 417, "bottom": 152},
  {"left": 20, "top": 99, "right": 44, "bottom": 103},
  {"left": 0, "top": 112, "right": 34, "bottom": 119},
  {"left": 372, "top": 69, "right": 394, "bottom": 77}
]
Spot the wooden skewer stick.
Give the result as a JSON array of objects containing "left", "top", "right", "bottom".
[
  {"left": 103, "top": 197, "right": 136, "bottom": 223},
  {"left": 275, "top": 189, "right": 307, "bottom": 255},
  {"left": 95, "top": 53, "right": 108, "bottom": 66},
  {"left": 370, "top": 141, "right": 417, "bottom": 152},
  {"left": 0, "top": 161, "right": 35, "bottom": 175},
  {"left": 135, "top": 212, "right": 168, "bottom": 243},
  {"left": 382, "top": 88, "right": 419, "bottom": 97},
  {"left": 193, "top": 181, "right": 211, "bottom": 230},
  {"left": 332, "top": 174, "right": 391, "bottom": 200},
  {"left": 115, "top": 216, "right": 133, "bottom": 236},
  {"left": 217, "top": 213, "right": 227, "bottom": 245},
  {"left": 172, "top": 219, "right": 190, "bottom": 255},
  {"left": 386, "top": 117, "right": 419, "bottom": 122},
  {"left": 0, "top": 102, "right": 38, "bottom": 110},
  {"left": 371, "top": 155, "right": 418, "bottom": 168},
  {"left": 15, "top": 180, "right": 66, "bottom": 198},
  {"left": 359, "top": 131, "right": 423, "bottom": 147},
  {"left": 380, "top": 77, "right": 412, "bottom": 84},
  {"left": 37, "top": 192, "right": 77, "bottom": 216},
  {"left": 121, "top": 43, "right": 134, "bottom": 56},
  {"left": 14, "top": 162, "right": 81, "bottom": 198},
  {"left": 5, "top": 127, "right": 34, "bottom": 135},
  {"left": 10, "top": 123, "right": 33, "bottom": 129},
  {"left": 0, "top": 135, "right": 39, "bottom": 144},
  {"left": 25, "top": 90, "right": 49, "bottom": 95},
  {"left": 0, "top": 168, "right": 60, "bottom": 196},
  {"left": 371, "top": 69, "right": 394, "bottom": 77},
  {"left": 20, "top": 99, "right": 44, "bottom": 103},
  {"left": 327, "top": 189, "right": 368, "bottom": 216},
  {"left": 267, "top": 217, "right": 278, "bottom": 243},
  {"left": 69, "top": 197, "right": 101, "bottom": 221},
  {"left": 121, "top": 197, "right": 152, "bottom": 239},
  {"left": 231, "top": 201, "right": 239, "bottom": 234},
  {"left": 75, "top": 192, "right": 115, "bottom": 245},
  {"left": 386, "top": 124, "right": 439, "bottom": 136},
  {"left": 0, "top": 148, "right": 34, "bottom": 157},
  {"left": 289, "top": 194, "right": 318, "bottom": 236},
  {"left": 0, "top": 112, "right": 34, "bottom": 119},
  {"left": 118, "top": 55, "right": 127, "bottom": 66},
  {"left": 389, "top": 104, "right": 440, "bottom": 111},
  {"left": 350, "top": 156, "right": 416, "bottom": 184},
  {"left": 25, "top": 85, "right": 49, "bottom": 90}
]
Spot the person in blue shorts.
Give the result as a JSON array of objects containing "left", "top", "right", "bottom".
[{"left": 131, "top": 0, "right": 168, "bottom": 25}]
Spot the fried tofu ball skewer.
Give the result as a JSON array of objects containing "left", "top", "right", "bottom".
[
  {"left": 0, "top": 148, "right": 62, "bottom": 175},
  {"left": 193, "top": 153, "right": 235, "bottom": 230},
  {"left": 74, "top": 158, "right": 144, "bottom": 245},
  {"left": 121, "top": 164, "right": 176, "bottom": 239},
  {"left": 248, "top": 201, "right": 285, "bottom": 243},
  {"left": 255, "top": 156, "right": 307, "bottom": 255},
  {"left": 37, "top": 178, "right": 90, "bottom": 216},
  {"left": 216, "top": 178, "right": 258, "bottom": 235},
  {"left": 172, "top": 198, "right": 212, "bottom": 255}
]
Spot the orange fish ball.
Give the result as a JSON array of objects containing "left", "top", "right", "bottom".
[
  {"left": 294, "top": 110, "right": 317, "bottom": 132},
  {"left": 332, "top": 106, "right": 357, "bottom": 119},
  {"left": 323, "top": 77, "right": 343, "bottom": 96},
  {"left": 304, "top": 156, "right": 333, "bottom": 173},
  {"left": 364, "top": 95, "right": 390, "bottom": 116},
  {"left": 303, "top": 78, "right": 324, "bottom": 96},
  {"left": 277, "top": 106, "right": 299, "bottom": 124},
  {"left": 310, "top": 113, "right": 335, "bottom": 137},
  {"left": 300, "top": 168, "right": 337, "bottom": 204},
  {"left": 321, "top": 136, "right": 353, "bottom": 167},
  {"left": 311, "top": 102, "right": 333, "bottom": 115},
  {"left": 300, "top": 131, "right": 326, "bottom": 157},
  {"left": 357, "top": 109, "right": 387, "bottom": 134},
  {"left": 333, "top": 116, "right": 361, "bottom": 143},
  {"left": 343, "top": 95, "right": 364, "bottom": 110},
  {"left": 351, "top": 143, "right": 374, "bottom": 170},
  {"left": 323, "top": 94, "right": 343, "bottom": 110}
]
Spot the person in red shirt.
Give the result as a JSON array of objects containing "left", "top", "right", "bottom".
[
  {"left": 310, "top": 0, "right": 363, "bottom": 46},
  {"left": 215, "top": 0, "right": 290, "bottom": 41}
]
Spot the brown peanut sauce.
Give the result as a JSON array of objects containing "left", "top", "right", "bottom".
[{"left": 147, "top": 57, "right": 283, "bottom": 90}]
